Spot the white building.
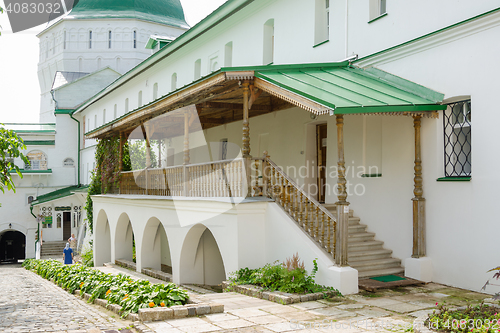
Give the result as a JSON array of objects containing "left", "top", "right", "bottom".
[
  {"left": 3, "top": 0, "right": 499, "bottom": 296},
  {"left": 0, "top": 0, "right": 188, "bottom": 260}
]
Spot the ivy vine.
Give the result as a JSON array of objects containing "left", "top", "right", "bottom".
[{"left": 85, "top": 138, "right": 130, "bottom": 233}]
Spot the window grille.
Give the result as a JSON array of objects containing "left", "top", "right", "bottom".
[{"left": 443, "top": 100, "right": 471, "bottom": 177}]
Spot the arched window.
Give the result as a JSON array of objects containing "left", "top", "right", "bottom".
[
  {"left": 114, "top": 104, "right": 117, "bottom": 118},
  {"left": 224, "top": 42, "right": 233, "bottom": 67},
  {"left": 138, "top": 90, "right": 143, "bottom": 107},
  {"left": 194, "top": 59, "right": 201, "bottom": 80},
  {"left": 63, "top": 158, "right": 75, "bottom": 167},
  {"left": 89, "top": 30, "right": 93, "bottom": 49},
  {"left": 26, "top": 151, "right": 48, "bottom": 170},
  {"left": 108, "top": 30, "right": 112, "bottom": 49},
  {"left": 153, "top": 83, "right": 158, "bottom": 100},
  {"left": 133, "top": 30, "right": 137, "bottom": 48},
  {"left": 263, "top": 19, "right": 275, "bottom": 65},
  {"left": 171, "top": 73, "right": 177, "bottom": 91},
  {"left": 125, "top": 98, "right": 129, "bottom": 112},
  {"left": 103, "top": 109, "right": 106, "bottom": 124}
]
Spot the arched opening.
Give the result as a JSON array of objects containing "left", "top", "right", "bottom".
[
  {"left": 263, "top": 19, "right": 275, "bottom": 65},
  {"left": 179, "top": 224, "right": 226, "bottom": 289},
  {"left": 94, "top": 209, "right": 111, "bottom": 266},
  {"left": 0, "top": 230, "right": 26, "bottom": 263},
  {"left": 140, "top": 217, "right": 172, "bottom": 274},
  {"left": 114, "top": 213, "right": 134, "bottom": 263}
]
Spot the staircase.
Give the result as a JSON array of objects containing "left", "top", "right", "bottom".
[
  {"left": 322, "top": 204, "right": 404, "bottom": 279},
  {"left": 41, "top": 241, "right": 67, "bottom": 259}
]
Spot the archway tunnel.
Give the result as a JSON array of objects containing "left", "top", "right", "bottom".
[{"left": 0, "top": 230, "right": 26, "bottom": 263}]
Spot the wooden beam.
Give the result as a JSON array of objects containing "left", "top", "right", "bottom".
[
  {"left": 249, "top": 85, "right": 262, "bottom": 110},
  {"left": 200, "top": 101, "right": 271, "bottom": 111}
]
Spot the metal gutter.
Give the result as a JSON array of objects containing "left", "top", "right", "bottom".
[
  {"left": 69, "top": 113, "right": 81, "bottom": 186},
  {"left": 73, "top": 0, "right": 255, "bottom": 115}
]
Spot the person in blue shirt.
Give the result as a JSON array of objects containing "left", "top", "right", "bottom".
[{"left": 63, "top": 242, "right": 74, "bottom": 264}]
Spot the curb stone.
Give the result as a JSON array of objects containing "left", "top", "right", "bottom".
[{"left": 222, "top": 281, "right": 337, "bottom": 305}]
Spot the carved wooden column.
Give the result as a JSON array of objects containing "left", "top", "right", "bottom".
[
  {"left": 144, "top": 123, "right": 152, "bottom": 168},
  {"left": 183, "top": 110, "right": 190, "bottom": 196},
  {"left": 412, "top": 115, "right": 426, "bottom": 258},
  {"left": 335, "top": 114, "right": 349, "bottom": 266},
  {"left": 118, "top": 132, "right": 124, "bottom": 194},
  {"left": 119, "top": 132, "right": 124, "bottom": 172},
  {"left": 242, "top": 81, "right": 252, "bottom": 197}
]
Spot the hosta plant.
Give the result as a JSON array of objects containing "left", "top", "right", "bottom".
[{"left": 23, "top": 259, "right": 188, "bottom": 317}]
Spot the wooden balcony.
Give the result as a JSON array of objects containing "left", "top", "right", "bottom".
[{"left": 119, "top": 158, "right": 246, "bottom": 197}]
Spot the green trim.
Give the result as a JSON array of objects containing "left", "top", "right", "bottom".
[
  {"left": 221, "top": 60, "right": 349, "bottom": 73},
  {"left": 335, "top": 104, "right": 447, "bottom": 114},
  {"left": 31, "top": 185, "right": 88, "bottom": 206},
  {"left": 69, "top": 114, "right": 81, "bottom": 186},
  {"left": 437, "top": 176, "right": 471, "bottom": 182},
  {"left": 11, "top": 169, "right": 53, "bottom": 174},
  {"left": 54, "top": 109, "right": 74, "bottom": 115},
  {"left": 14, "top": 130, "right": 56, "bottom": 133},
  {"left": 2, "top": 123, "right": 55, "bottom": 126},
  {"left": 73, "top": 0, "right": 255, "bottom": 116},
  {"left": 357, "top": 7, "right": 500, "bottom": 63},
  {"left": 361, "top": 174, "right": 382, "bottom": 178},
  {"left": 368, "top": 12, "right": 388, "bottom": 24},
  {"left": 313, "top": 40, "right": 330, "bottom": 48},
  {"left": 23, "top": 140, "right": 55, "bottom": 146}
]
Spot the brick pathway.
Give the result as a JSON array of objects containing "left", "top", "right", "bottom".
[{"left": 0, "top": 263, "right": 134, "bottom": 333}]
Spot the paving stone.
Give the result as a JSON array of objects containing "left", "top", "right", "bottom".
[
  {"left": 214, "top": 319, "right": 255, "bottom": 329},
  {"left": 291, "top": 301, "right": 328, "bottom": 310},
  {"left": 245, "top": 315, "right": 287, "bottom": 325},
  {"left": 229, "top": 308, "right": 269, "bottom": 317}
]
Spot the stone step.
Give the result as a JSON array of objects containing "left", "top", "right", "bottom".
[
  {"left": 348, "top": 240, "right": 384, "bottom": 251},
  {"left": 349, "top": 257, "right": 402, "bottom": 271},
  {"left": 357, "top": 267, "right": 405, "bottom": 279},
  {"left": 348, "top": 232, "right": 375, "bottom": 242},
  {"left": 348, "top": 248, "right": 394, "bottom": 262},
  {"left": 322, "top": 204, "right": 354, "bottom": 217},
  {"left": 349, "top": 224, "right": 367, "bottom": 233}
]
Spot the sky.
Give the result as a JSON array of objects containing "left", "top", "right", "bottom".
[{"left": 0, "top": 0, "right": 227, "bottom": 124}]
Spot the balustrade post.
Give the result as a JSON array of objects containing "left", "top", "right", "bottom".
[
  {"left": 412, "top": 115, "right": 426, "bottom": 258},
  {"left": 335, "top": 114, "right": 349, "bottom": 266},
  {"left": 119, "top": 132, "right": 124, "bottom": 194},
  {"left": 242, "top": 81, "right": 252, "bottom": 197},
  {"left": 144, "top": 123, "right": 152, "bottom": 168}
]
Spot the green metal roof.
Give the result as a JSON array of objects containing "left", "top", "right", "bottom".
[
  {"left": 69, "top": 0, "right": 189, "bottom": 29},
  {"left": 241, "top": 63, "right": 445, "bottom": 114},
  {"left": 31, "top": 185, "right": 88, "bottom": 206}
]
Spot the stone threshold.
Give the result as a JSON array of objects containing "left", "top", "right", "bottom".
[{"left": 221, "top": 281, "right": 338, "bottom": 305}]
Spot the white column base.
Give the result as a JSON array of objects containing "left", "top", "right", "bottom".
[
  {"left": 328, "top": 266, "right": 358, "bottom": 295},
  {"left": 405, "top": 257, "right": 433, "bottom": 282}
]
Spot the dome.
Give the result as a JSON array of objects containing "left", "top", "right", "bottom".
[{"left": 68, "top": 0, "right": 189, "bottom": 29}]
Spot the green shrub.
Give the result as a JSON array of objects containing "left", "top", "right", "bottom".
[
  {"left": 80, "top": 240, "right": 94, "bottom": 267},
  {"left": 229, "top": 256, "right": 340, "bottom": 296},
  {"left": 427, "top": 301, "right": 500, "bottom": 333},
  {"left": 22, "top": 259, "right": 188, "bottom": 317}
]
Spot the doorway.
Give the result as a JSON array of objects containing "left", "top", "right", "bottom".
[
  {"left": 317, "top": 124, "right": 327, "bottom": 203},
  {"left": 0, "top": 231, "right": 25, "bottom": 262},
  {"left": 63, "top": 212, "right": 71, "bottom": 240}
]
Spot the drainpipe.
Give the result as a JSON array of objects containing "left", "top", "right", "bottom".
[
  {"left": 30, "top": 205, "right": 40, "bottom": 259},
  {"left": 69, "top": 113, "right": 81, "bottom": 186}
]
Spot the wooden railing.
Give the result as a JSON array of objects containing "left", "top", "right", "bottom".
[
  {"left": 252, "top": 155, "right": 337, "bottom": 257},
  {"left": 120, "top": 159, "right": 244, "bottom": 197}
]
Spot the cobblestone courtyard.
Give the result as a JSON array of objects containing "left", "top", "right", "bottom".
[
  {"left": 1, "top": 262, "right": 495, "bottom": 333},
  {"left": 0, "top": 264, "right": 133, "bottom": 333}
]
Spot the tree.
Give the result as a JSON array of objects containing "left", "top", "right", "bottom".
[{"left": 0, "top": 124, "right": 29, "bottom": 194}]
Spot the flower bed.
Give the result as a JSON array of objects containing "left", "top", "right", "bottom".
[
  {"left": 422, "top": 302, "right": 500, "bottom": 333},
  {"left": 224, "top": 255, "right": 341, "bottom": 304},
  {"left": 22, "top": 259, "right": 223, "bottom": 321}
]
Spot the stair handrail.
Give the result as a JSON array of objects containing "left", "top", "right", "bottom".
[
  {"left": 262, "top": 156, "right": 337, "bottom": 259},
  {"left": 264, "top": 157, "right": 336, "bottom": 221}
]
